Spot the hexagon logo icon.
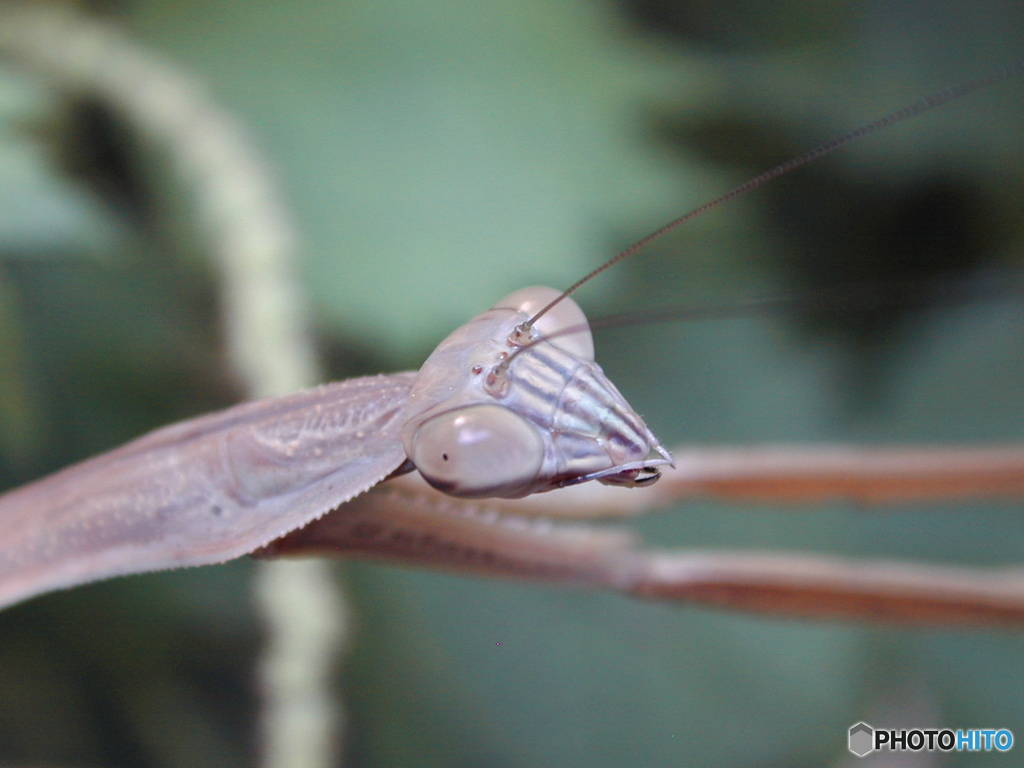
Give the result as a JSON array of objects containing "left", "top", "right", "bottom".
[{"left": 848, "top": 722, "right": 875, "bottom": 757}]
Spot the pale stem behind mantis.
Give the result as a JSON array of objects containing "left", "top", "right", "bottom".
[{"left": 0, "top": 5, "right": 345, "bottom": 767}]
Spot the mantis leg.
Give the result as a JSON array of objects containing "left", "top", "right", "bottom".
[{"left": 259, "top": 445, "right": 1024, "bottom": 626}]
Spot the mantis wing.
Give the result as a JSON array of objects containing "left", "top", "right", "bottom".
[{"left": 0, "top": 372, "right": 417, "bottom": 609}]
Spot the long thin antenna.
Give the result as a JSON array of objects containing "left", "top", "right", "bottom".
[
  {"left": 522, "top": 58, "right": 1024, "bottom": 332},
  {"left": 511, "top": 269, "right": 1024, "bottom": 361}
]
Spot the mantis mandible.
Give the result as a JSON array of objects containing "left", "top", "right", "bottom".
[{"left": 0, "top": 54, "right": 1023, "bottom": 625}]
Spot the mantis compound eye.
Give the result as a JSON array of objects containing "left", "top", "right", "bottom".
[{"left": 408, "top": 404, "right": 544, "bottom": 498}]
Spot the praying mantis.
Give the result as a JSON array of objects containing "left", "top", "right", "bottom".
[
  {"left": 0, "top": 53, "right": 1021, "bottom": 622},
  {"left": 2, "top": 1, "right": 1024, "bottom": 768}
]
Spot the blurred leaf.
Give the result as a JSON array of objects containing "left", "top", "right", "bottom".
[
  {"left": 0, "top": 68, "right": 123, "bottom": 257},
  {"left": 130, "top": 0, "right": 697, "bottom": 363}
]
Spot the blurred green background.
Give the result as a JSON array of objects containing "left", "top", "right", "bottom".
[{"left": 1, "top": 0, "right": 1023, "bottom": 766}]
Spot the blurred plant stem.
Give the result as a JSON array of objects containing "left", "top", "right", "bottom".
[{"left": 0, "top": 4, "right": 347, "bottom": 766}]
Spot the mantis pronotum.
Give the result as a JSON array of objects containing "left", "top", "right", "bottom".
[{"left": 2, "top": 4, "right": 1024, "bottom": 768}]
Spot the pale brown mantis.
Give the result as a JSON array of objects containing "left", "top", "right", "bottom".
[
  {"left": 0, "top": 54, "right": 1020, "bottom": 622},
  {"left": 2, "top": 1, "right": 1024, "bottom": 768}
]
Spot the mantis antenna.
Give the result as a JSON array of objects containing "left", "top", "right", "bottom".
[{"left": 503, "top": 57, "right": 1024, "bottom": 358}]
